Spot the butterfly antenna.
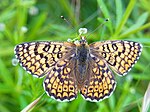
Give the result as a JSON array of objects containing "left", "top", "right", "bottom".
[
  {"left": 61, "top": 16, "right": 74, "bottom": 29},
  {"left": 87, "top": 18, "right": 109, "bottom": 37}
]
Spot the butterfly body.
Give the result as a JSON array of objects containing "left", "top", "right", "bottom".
[
  {"left": 75, "top": 38, "right": 90, "bottom": 85},
  {"left": 14, "top": 37, "right": 142, "bottom": 102}
]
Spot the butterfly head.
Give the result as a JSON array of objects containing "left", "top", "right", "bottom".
[{"left": 79, "top": 36, "right": 87, "bottom": 45}]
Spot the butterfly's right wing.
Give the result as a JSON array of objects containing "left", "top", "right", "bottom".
[
  {"left": 80, "top": 55, "right": 116, "bottom": 102},
  {"left": 14, "top": 41, "right": 76, "bottom": 78}
]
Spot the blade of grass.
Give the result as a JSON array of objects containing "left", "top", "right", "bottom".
[
  {"left": 68, "top": 95, "right": 83, "bottom": 112},
  {"left": 118, "top": 22, "right": 150, "bottom": 39},
  {"left": 21, "top": 92, "right": 45, "bottom": 112},
  {"left": 0, "top": 3, "right": 16, "bottom": 22},
  {"left": 142, "top": 83, "right": 150, "bottom": 112},
  {"left": 114, "top": 80, "right": 131, "bottom": 111},
  {"left": 108, "top": 94, "right": 116, "bottom": 111},
  {"left": 132, "top": 73, "right": 150, "bottom": 80},
  {"left": 113, "top": 0, "right": 136, "bottom": 37},
  {"left": 0, "top": 58, "right": 14, "bottom": 86},
  {"left": 96, "top": 102, "right": 110, "bottom": 112},
  {"left": 97, "top": 0, "right": 113, "bottom": 35},
  {"left": 27, "top": 12, "right": 47, "bottom": 41},
  {"left": 59, "top": 0, "right": 77, "bottom": 26},
  {"left": 122, "top": 12, "right": 149, "bottom": 35},
  {"left": 115, "top": 0, "right": 123, "bottom": 29}
]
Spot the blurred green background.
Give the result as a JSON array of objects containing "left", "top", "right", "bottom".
[{"left": 0, "top": 0, "right": 150, "bottom": 112}]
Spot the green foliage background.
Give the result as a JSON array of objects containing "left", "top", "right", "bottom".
[{"left": 0, "top": 0, "right": 150, "bottom": 112}]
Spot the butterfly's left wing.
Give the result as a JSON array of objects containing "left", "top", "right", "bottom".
[
  {"left": 43, "top": 53, "right": 78, "bottom": 102},
  {"left": 89, "top": 40, "right": 142, "bottom": 76}
]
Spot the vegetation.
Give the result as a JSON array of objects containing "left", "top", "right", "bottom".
[{"left": 0, "top": 0, "right": 150, "bottom": 112}]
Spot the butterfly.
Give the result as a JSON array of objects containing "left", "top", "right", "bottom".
[{"left": 14, "top": 36, "right": 142, "bottom": 102}]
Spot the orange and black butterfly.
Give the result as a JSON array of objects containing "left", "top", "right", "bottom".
[{"left": 14, "top": 36, "right": 142, "bottom": 102}]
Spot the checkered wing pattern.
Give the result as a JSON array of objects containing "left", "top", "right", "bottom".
[
  {"left": 90, "top": 40, "right": 142, "bottom": 76},
  {"left": 14, "top": 41, "right": 75, "bottom": 77},
  {"left": 80, "top": 55, "right": 116, "bottom": 102},
  {"left": 43, "top": 55, "right": 78, "bottom": 102}
]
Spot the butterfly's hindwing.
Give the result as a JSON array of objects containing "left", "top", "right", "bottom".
[
  {"left": 80, "top": 55, "right": 116, "bottom": 102},
  {"left": 43, "top": 53, "right": 78, "bottom": 102}
]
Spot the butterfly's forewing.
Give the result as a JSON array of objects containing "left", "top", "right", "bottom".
[
  {"left": 43, "top": 51, "right": 78, "bottom": 102},
  {"left": 89, "top": 40, "right": 142, "bottom": 76},
  {"left": 14, "top": 41, "right": 75, "bottom": 77},
  {"left": 80, "top": 56, "right": 116, "bottom": 102}
]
